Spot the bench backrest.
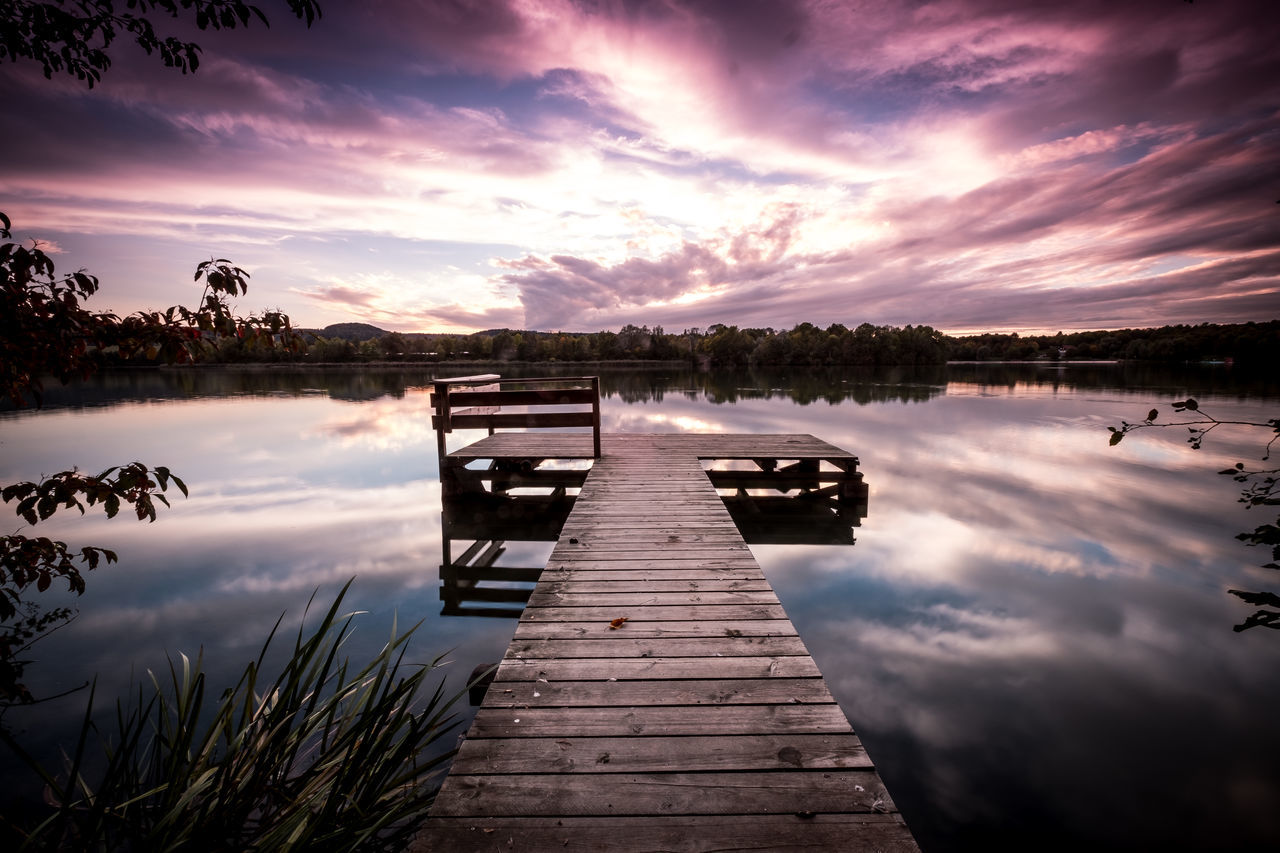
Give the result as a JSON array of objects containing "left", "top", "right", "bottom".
[{"left": 431, "top": 374, "right": 601, "bottom": 459}]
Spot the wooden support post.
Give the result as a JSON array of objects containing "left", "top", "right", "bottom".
[{"left": 590, "top": 376, "right": 601, "bottom": 458}]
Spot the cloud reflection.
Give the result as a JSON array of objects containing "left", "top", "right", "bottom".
[{"left": 3, "top": 367, "right": 1279, "bottom": 848}]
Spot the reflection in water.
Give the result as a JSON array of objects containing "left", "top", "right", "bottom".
[
  {"left": 18, "top": 360, "right": 1273, "bottom": 414},
  {"left": 436, "top": 482, "right": 864, "bottom": 616},
  {"left": 439, "top": 493, "right": 572, "bottom": 618},
  {"left": 2, "top": 365, "right": 1278, "bottom": 850}
]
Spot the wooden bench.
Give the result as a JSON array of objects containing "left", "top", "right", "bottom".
[{"left": 430, "top": 374, "right": 602, "bottom": 462}]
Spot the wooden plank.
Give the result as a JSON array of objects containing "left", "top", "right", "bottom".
[
  {"left": 430, "top": 770, "right": 894, "bottom": 817},
  {"left": 442, "top": 432, "right": 860, "bottom": 464},
  {"left": 551, "top": 545, "right": 752, "bottom": 557},
  {"left": 505, "top": 636, "right": 808, "bottom": 659},
  {"left": 537, "top": 569, "right": 768, "bottom": 582},
  {"left": 535, "top": 579, "right": 772, "bottom": 593},
  {"left": 447, "top": 433, "right": 597, "bottom": 459},
  {"left": 432, "top": 373, "right": 501, "bottom": 386},
  {"left": 451, "top": 411, "right": 597, "bottom": 430},
  {"left": 448, "top": 388, "right": 598, "bottom": 407},
  {"left": 517, "top": 605, "right": 788, "bottom": 622},
  {"left": 555, "top": 531, "right": 750, "bottom": 542},
  {"left": 468, "top": 704, "right": 853, "bottom": 738},
  {"left": 525, "top": 591, "right": 779, "bottom": 607},
  {"left": 512, "top": 619, "right": 796, "bottom": 640},
  {"left": 412, "top": 814, "right": 917, "bottom": 853},
  {"left": 449, "top": 733, "right": 873, "bottom": 774},
  {"left": 479, "top": 677, "right": 833, "bottom": 707},
  {"left": 493, "top": 656, "right": 821, "bottom": 681}
]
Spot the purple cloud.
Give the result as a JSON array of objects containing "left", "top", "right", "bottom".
[{"left": 1, "top": 0, "right": 1276, "bottom": 332}]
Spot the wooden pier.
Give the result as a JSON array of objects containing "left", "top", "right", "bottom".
[{"left": 412, "top": 378, "right": 917, "bottom": 852}]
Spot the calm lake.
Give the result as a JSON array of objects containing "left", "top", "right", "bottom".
[{"left": 3, "top": 363, "right": 1279, "bottom": 850}]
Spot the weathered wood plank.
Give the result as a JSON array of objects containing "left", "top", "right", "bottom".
[
  {"left": 517, "top": 605, "right": 788, "bottom": 622},
  {"left": 447, "top": 388, "right": 598, "bottom": 407},
  {"left": 535, "top": 579, "right": 772, "bottom": 594},
  {"left": 512, "top": 619, "right": 797, "bottom": 640},
  {"left": 554, "top": 534, "right": 750, "bottom": 545},
  {"left": 412, "top": 814, "right": 917, "bottom": 853},
  {"left": 451, "top": 411, "right": 597, "bottom": 430},
  {"left": 505, "top": 636, "right": 808, "bottom": 659},
  {"left": 537, "top": 569, "right": 767, "bottom": 583},
  {"left": 525, "top": 591, "right": 780, "bottom": 607},
  {"left": 480, "top": 677, "right": 831, "bottom": 707},
  {"left": 550, "top": 548, "right": 753, "bottom": 560},
  {"left": 493, "top": 655, "right": 821, "bottom": 681},
  {"left": 542, "top": 559, "right": 763, "bottom": 571},
  {"left": 468, "top": 704, "right": 853, "bottom": 738},
  {"left": 444, "top": 432, "right": 860, "bottom": 463},
  {"left": 449, "top": 733, "right": 872, "bottom": 774},
  {"left": 430, "top": 770, "right": 894, "bottom": 817}
]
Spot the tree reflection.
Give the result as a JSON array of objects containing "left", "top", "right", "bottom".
[{"left": 11, "top": 362, "right": 1276, "bottom": 415}]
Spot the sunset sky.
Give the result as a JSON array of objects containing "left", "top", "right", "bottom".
[{"left": 4, "top": 0, "right": 1279, "bottom": 334}]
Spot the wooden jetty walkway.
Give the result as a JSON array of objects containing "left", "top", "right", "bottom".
[{"left": 411, "top": 378, "right": 918, "bottom": 852}]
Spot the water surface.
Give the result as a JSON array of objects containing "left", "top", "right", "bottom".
[{"left": 2, "top": 364, "right": 1278, "bottom": 850}]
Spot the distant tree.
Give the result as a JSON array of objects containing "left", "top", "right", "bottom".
[
  {"left": 377, "top": 331, "right": 408, "bottom": 358},
  {"left": 1, "top": 0, "right": 321, "bottom": 88}
]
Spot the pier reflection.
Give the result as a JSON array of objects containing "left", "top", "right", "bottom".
[
  {"left": 439, "top": 487, "right": 863, "bottom": 616},
  {"left": 439, "top": 492, "right": 573, "bottom": 617}
]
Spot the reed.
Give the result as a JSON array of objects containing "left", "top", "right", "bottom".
[{"left": 2, "top": 581, "right": 466, "bottom": 851}]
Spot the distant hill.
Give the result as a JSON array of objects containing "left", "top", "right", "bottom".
[{"left": 315, "top": 323, "right": 388, "bottom": 342}]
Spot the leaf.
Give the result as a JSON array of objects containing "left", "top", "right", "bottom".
[
  {"left": 1146, "top": 409, "right": 1158, "bottom": 422},
  {"left": 1185, "top": 398, "right": 1198, "bottom": 411},
  {"left": 17, "top": 496, "right": 38, "bottom": 525},
  {"left": 1109, "top": 432, "right": 1124, "bottom": 446},
  {"left": 608, "top": 617, "right": 628, "bottom": 630}
]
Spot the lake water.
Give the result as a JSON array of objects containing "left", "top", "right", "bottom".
[{"left": 2, "top": 363, "right": 1278, "bottom": 850}]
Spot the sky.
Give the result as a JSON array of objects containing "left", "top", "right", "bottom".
[{"left": 3, "top": 0, "right": 1279, "bottom": 335}]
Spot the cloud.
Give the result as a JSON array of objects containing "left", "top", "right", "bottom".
[{"left": 2, "top": 0, "right": 1277, "bottom": 333}]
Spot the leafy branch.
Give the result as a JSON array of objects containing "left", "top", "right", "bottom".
[
  {"left": 1109, "top": 398, "right": 1280, "bottom": 631},
  {"left": 0, "top": 603, "right": 79, "bottom": 705},
  {"left": 2, "top": 209, "right": 301, "bottom": 706},
  {"left": 1, "top": 1, "right": 321, "bottom": 88},
  {"left": 1106, "top": 398, "right": 1279, "bottom": 451},
  {"left": 4, "top": 463, "right": 188, "bottom": 526}
]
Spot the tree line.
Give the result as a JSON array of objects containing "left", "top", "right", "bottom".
[{"left": 178, "top": 319, "right": 1279, "bottom": 368}]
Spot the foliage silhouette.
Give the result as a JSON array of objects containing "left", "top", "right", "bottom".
[
  {"left": 1109, "top": 400, "right": 1280, "bottom": 631},
  {"left": 1, "top": 0, "right": 320, "bottom": 88},
  {"left": 1, "top": 581, "right": 464, "bottom": 851},
  {"left": 1, "top": 210, "right": 302, "bottom": 706}
]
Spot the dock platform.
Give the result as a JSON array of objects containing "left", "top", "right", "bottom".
[{"left": 413, "top": 431, "right": 917, "bottom": 851}]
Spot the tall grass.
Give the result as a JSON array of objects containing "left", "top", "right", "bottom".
[{"left": 1, "top": 581, "right": 467, "bottom": 851}]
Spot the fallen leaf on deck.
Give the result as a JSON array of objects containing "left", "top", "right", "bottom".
[{"left": 609, "top": 616, "right": 629, "bottom": 629}]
